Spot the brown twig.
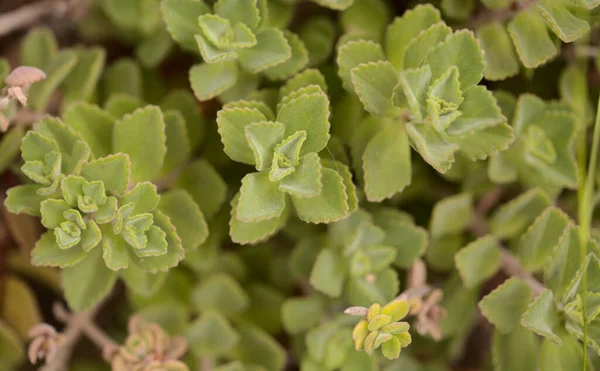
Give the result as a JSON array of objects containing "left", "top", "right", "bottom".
[
  {"left": 466, "top": 0, "right": 538, "bottom": 29},
  {"left": 0, "top": 0, "right": 69, "bottom": 38}
]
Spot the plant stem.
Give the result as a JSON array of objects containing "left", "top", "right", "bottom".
[{"left": 577, "top": 88, "right": 600, "bottom": 371}]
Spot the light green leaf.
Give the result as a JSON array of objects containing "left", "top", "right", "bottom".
[
  {"left": 479, "top": 277, "right": 532, "bottom": 333},
  {"left": 292, "top": 168, "right": 349, "bottom": 224},
  {"left": 240, "top": 283, "right": 285, "bottom": 334},
  {"left": 4, "top": 184, "right": 45, "bottom": 217},
  {"left": 245, "top": 121, "right": 285, "bottom": 171},
  {"left": 101, "top": 225, "right": 129, "bottom": 270},
  {"left": 104, "top": 93, "right": 145, "bottom": 118},
  {"left": 492, "top": 325, "right": 539, "bottom": 371},
  {"left": 362, "top": 124, "right": 411, "bottom": 201},
  {"left": 313, "top": 0, "right": 353, "bottom": 10},
  {"left": 120, "top": 182, "right": 160, "bottom": 216},
  {"left": 175, "top": 159, "right": 227, "bottom": 219},
  {"left": 214, "top": 0, "right": 260, "bottom": 29},
  {"left": 441, "top": 0, "right": 475, "bottom": 20},
  {"left": 310, "top": 247, "right": 348, "bottom": 297},
  {"left": 403, "top": 23, "right": 452, "bottom": 70},
  {"left": 299, "top": 16, "right": 336, "bottom": 67},
  {"left": 238, "top": 28, "right": 291, "bottom": 73},
  {"left": 438, "top": 275, "right": 477, "bottom": 337},
  {"left": 198, "top": 14, "right": 234, "bottom": 49},
  {"left": 373, "top": 209, "right": 428, "bottom": 268},
  {"left": 282, "top": 296, "right": 324, "bottom": 335},
  {"left": 537, "top": 0, "right": 589, "bottom": 43},
  {"left": 62, "top": 246, "right": 118, "bottom": 311},
  {"left": 340, "top": 0, "right": 390, "bottom": 41},
  {"left": 113, "top": 106, "right": 166, "bottom": 182},
  {"left": 476, "top": 22, "right": 519, "bottom": 81},
  {"left": 405, "top": 121, "right": 459, "bottom": 173},
  {"left": 393, "top": 66, "right": 431, "bottom": 121},
  {"left": 0, "top": 126, "right": 24, "bottom": 174},
  {"left": 263, "top": 31, "right": 309, "bottom": 81},
  {"left": 160, "top": 110, "right": 191, "bottom": 175},
  {"left": 540, "top": 328, "right": 586, "bottom": 371},
  {"left": 545, "top": 225, "right": 584, "bottom": 297},
  {"left": 189, "top": 61, "right": 239, "bottom": 101},
  {"left": 345, "top": 268, "right": 399, "bottom": 307},
  {"left": 449, "top": 122, "right": 515, "bottom": 161},
  {"left": 446, "top": 85, "right": 505, "bottom": 136},
  {"left": 20, "top": 27, "right": 58, "bottom": 68},
  {"left": 455, "top": 235, "right": 501, "bottom": 288},
  {"left": 234, "top": 324, "right": 286, "bottom": 371},
  {"left": 62, "top": 47, "right": 105, "bottom": 108},
  {"left": 217, "top": 106, "right": 266, "bottom": 165},
  {"left": 277, "top": 86, "right": 330, "bottom": 155},
  {"left": 185, "top": 311, "right": 240, "bottom": 356},
  {"left": 518, "top": 206, "right": 570, "bottom": 272},
  {"left": 2, "top": 276, "right": 41, "bottom": 340},
  {"left": 0, "top": 319, "right": 24, "bottom": 369},
  {"left": 29, "top": 50, "right": 78, "bottom": 112},
  {"left": 427, "top": 66, "right": 463, "bottom": 132},
  {"left": 64, "top": 102, "right": 115, "bottom": 158},
  {"left": 508, "top": 10, "right": 558, "bottom": 68},
  {"left": 429, "top": 192, "right": 472, "bottom": 237},
  {"left": 102, "top": 58, "right": 143, "bottom": 99},
  {"left": 158, "top": 189, "right": 208, "bottom": 251},
  {"left": 336, "top": 40, "right": 385, "bottom": 90},
  {"left": 160, "top": 0, "right": 210, "bottom": 51},
  {"left": 279, "top": 152, "right": 322, "bottom": 198},
  {"left": 31, "top": 232, "right": 86, "bottom": 267},
  {"left": 490, "top": 188, "right": 551, "bottom": 239},
  {"left": 237, "top": 172, "right": 286, "bottom": 222},
  {"left": 351, "top": 61, "right": 401, "bottom": 118},
  {"left": 135, "top": 29, "right": 174, "bottom": 68},
  {"left": 218, "top": 70, "right": 259, "bottom": 103},
  {"left": 224, "top": 99, "right": 275, "bottom": 121},
  {"left": 120, "top": 263, "right": 167, "bottom": 297},
  {"left": 280, "top": 69, "right": 327, "bottom": 100},
  {"left": 191, "top": 273, "right": 249, "bottom": 317},
  {"left": 230, "top": 193, "right": 290, "bottom": 245},
  {"left": 195, "top": 32, "right": 238, "bottom": 64},
  {"left": 424, "top": 29, "right": 484, "bottom": 91},
  {"left": 160, "top": 89, "right": 205, "bottom": 148},
  {"left": 521, "top": 289, "right": 561, "bottom": 344},
  {"left": 385, "top": 4, "right": 441, "bottom": 71},
  {"left": 35, "top": 117, "right": 92, "bottom": 175},
  {"left": 81, "top": 153, "right": 130, "bottom": 195}
]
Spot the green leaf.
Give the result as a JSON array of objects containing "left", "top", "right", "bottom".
[
  {"left": 340, "top": 0, "right": 390, "bottom": 41},
  {"left": 4, "top": 184, "right": 46, "bottom": 217},
  {"left": 102, "top": 58, "right": 143, "bottom": 99},
  {"left": 508, "top": 9, "right": 558, "bottom": 68},
  {"left": 336, "top": 40, "right": 385, "bottom": 90},
  {"left": 455, "top": 235, "right": 501, "bottom": 289},
  {"left": 351, "top": 61, "right": 401, "bottom": 118},
  {"left": 490, "top": 188, "right": 551, "bottom": 239},
  {"left": 217, "top": 106, "right": 266, "bottom": 165},
  {"left": 385, "top": 4, "right": 441, "bottom": 71},
  {"left": 405, "top": 121, "right": 459, "bottom": 173},
  {"left": 245, "top": 121, "right": 285, "bottom": 171},
  {"left": 241, "top": 283, "right": 285, "bottom": 334},
  {"left": 345, "top": 268, "right": 399, "bottom": 306},
  {"left": 158, "top": 189, "right": 208, "bottom": 251},
  {"left": 373, "top": 210, "right": 428, "bottom": 268},
  {"left": 31, "top": 232, "right": 86, "bottom": 267},
  {"left": 191, "top": 273, "right": 249, "bottom": 317},
  {"left": 64, "top": 102, "right": 115, "bottom": 158},
  {"left": 2, "top": 276, "right": 42, "bottom": 339},
  {"left": 280, "top": 69, "right": 327, "bottom": 100},
  {"left": 198, "top": 14, "right": 234, "bottom": 49},
  {"left": 160, "top": 110, "right": 191, "bottom": 175},
  {"left": 195, "top": 33, "right": 237, "bottom": 64},
  {"left": 101, "top": 225, "right": 130, "bottom": 270},
  {"left": 233, "top": 324, "right": 286, "bottom": 371},
  {"left": 120, "top": 182, "right": 160, "bottom": 216},
  {"left": 135, "top": 29, "right": 174, "bottom": 69},
  {"left": 476, "top": 22, "right": 519, "bottom": 81},
  {"left": 563, "top": 253, "right": 600, "bottom": 304},
  {"left": 28, "top": 50, "right": 78, "bottom": 112},
  {"left": 292, "top": 168, "right": 349, "bottom": 224},
  {"left": 310, "top": 247, "right": 348, "bottom": 297},
  {"left": 190, "top": 60, "right": 239, "bottom": 101},
  {"left": 113, "top": 106, "right": 166, "bottom": 182},
  {"left": 537, "top": 0, "right": 589, "bottom": 43},
  {"left": 230, "top": 193, "right": 290, "bottom": 244},
  {"left": 393, "top": 66, "right": 431, "bottom": 121},
  {"left": 313, "top": 0, "right": 353, "bottom": 10},
  {"left": 449, "top": 122, "right": 515, "bottom": 162},
  {"left": 160, "top": 89, "right": 205, "bottom": 148},
  {"left": 438, "top": 275, "right": 477, "bottom": 337},
  {"left": 185, "top": 311, "right": 240, "bottom": 356},
  {"left": 279, "top": 152, "right": 322, "bottom": 198},
  {"left": 429, "top": 192, "right": 472, "bottom": 237},
  {"left": 20, "top": 27, "right": 58, "bottom": 68},
  {"left": 238, "top": 28, "right": 291, "bottom": 73},
  {"left": 424, "top": 29, "right": 484, "bottom": 91},
  {"left": 521, "top": 289, "right": 561, "bottom": 344},
  {"left": 81, "top": 153, "right": 130, "bottom": 195},
  {"left": 120, "top": 263, "right": 167, "bottom": 297},
  {"left": 277, "top": 86, "right": 330, "bottom": 155},
  {"left": 518, "top": 206, "right": 570, "bottom": 272},
  {"left": 0, "top": 126, "right": 24, "bottom": 174},
  {"left": 362, "top": 124, "right": 411, "bottom": 201},
  {"left": 0, "top": 319, "right": 24, "bottom": 369},
  {"left": 62, "top": 47, "right": 106, "bottom": 107},
  {"left": 175, "top": 159, "right": 227, "bottom": 219},
  {"left": 441, "top": 0, "right": 475, "bottom": 20},
  {"left": 104, "top": 93, "right": 145, "bottom": 118},
  {"left": 446, "top": 85, "right": 505, "bottom": 136},
  {"left": 545, "top": 225, "right": 584, "bottom": 297},
  {"left": 403, "top": 23, "right": 452, "bottom": 70},
  {"left": 299, "top": 17, "right": 336, "bottom": 67},
  {"left": 282, "top": 296, "right": 324, "bottom": 335},
  {"left": 237, "top": 172, "right": 286, "bottom": 222},
  {"left": 479, "top": 277, "right": 533, "bottom": 333},
  {"left": 161, "top": 0, "right": 210, "bottom": 52},
  {"left": 540, "top": 329, "right": 586, "bottom": 371},
  {"left": 492, "top": 325, "right": 539, "bottom": 371},
  {"left": 427, "top": 66, "right": 463, "bottom": 132},
  {"left": 263, "top": 31, "right": 309, "bottom": 81},
  {"left": 61, "top": 246, "right": 118, "bottom": 311}
]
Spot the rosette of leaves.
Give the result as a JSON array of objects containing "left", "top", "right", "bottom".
[
  {"left": 352, "top": 301, "right": 412, "bottom": 360},
  {"left": 336, "top": 4, "right": 514, "bottom": 201},
  {"left": 216, "top": 85, "right": 357, "bottom": 244},
  {"left": 488, "top": 93, "right": 578, "bottom": 191},
  {"left": 162, "top": 0, "right": 309, "bottom": 102},
  {"left": 309, "top": 209, "right": 404, "bottom": 306},
  {"left": 476, "top": 0, "right": 599, "bottom": 80},
  {"left": 5, "top": 105, "right": 208, "bottom": 312}
]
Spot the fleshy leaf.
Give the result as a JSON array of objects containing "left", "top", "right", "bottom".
[
  {"left": 158, "top": 189, "right": 208, "bottom": 251},
  {"left": 101, "top": 225, "right": 130, "bottom": 270},
  {"left": 237, "top": 172, "right": 286, "bottom": 222},
  {"left": 80, "top": 154, "right": 130, "bottom": 195},
  {"left": 191, "top": 273, "right": 249, "bottom": 317},
  {"left": 403, "top": 22, "right": 452, "bottom": 70},
  {"left": 337, "top": 40, "right": 385, "bottom": 90},
  {"left": 160, "top": 0, "right": 210, "bottom": 52},
  {"left": 4, "top": 184, "right": 46, "bottom": 217},
  {"left": 160, "top": 110, "right": 191, "bottom": 176},
  {"left": 476, "top": 22, "right": 519, "bottom": 81},
  {"left": 479, "top": 277, "right": 532, "bottom": 333},
  {"left": 104, "top": 93, "right": 145, "bottom": 118},
  {"left": 489, "top": 188, "right": 551, "bottom": 239},
  {"left": 31, "top": 232, "right": 87, "bottom": 267},
  {"left": 63, "top": 102, "right": 115, "bottom": 158},
  {"left": 492, "top": 325, "right": 539, "bottom": 371},
  {"left": 175, "top": 159, "right": 227, "bottom": 219},
  {"left": 61, "top": 246, "right": 118, "bottom": 311},
  {"left": 217, "top": 107, "right": 267, "bottom": 165},
  {"left": 230, "top": 193, "right": 290, "bottom": 245},
  {"left": 234, "top": 324, "right": 286, "bottom": 371},
  {"left": 393, "top": 66, "right": 431, "bottom": 121},
  {"left": 310, "top": 247, "right": 348, "bottom": 297},
  {"left": 279, "top": 69, "right": 327, "bottom": 100},
  {"left": 405, "top": 121, "right": 459, "bottom": 173},
  {"left": 521, "top": 289, "right": 562, "bottom": 344},
  {"left": 238, "top": 28, "right": 292, "bottom": 73},
  {"left": 292, "top": 168, "right": 349, "bottom": 224},
  {"left": 62, "top": 47, "right": 105, "bottom": 107},
  {"left": 537, "top": 0, "right": 589, "bottom": 43},
  {"left": 244, "top": 121, "right": 285, "bottom": 171},
  {"left": 545, "top": 225, "right": 584, "bottom": 297},
  {"left": 102, "top": 58, "right": 143, "bottom": 99},
  {"left": 214, "top": 0, "right": 260, "bottom": 29},
  {"left": 21, "top": 27, "right": 58, "bottom": 68},
  {"left": 446, "top": 85, "right": 505, "bottom": 136},
  {"left": 282, "top": 296, "right": 324, "bottom": 335},
  {"left": 351, "top": 61, "right": 401, "bottom": 118},
  {"left": 298, "top": 17, "right": 336, "bottom": 67},
  {"left": 121, "top": 182, "right": 160, "bottom": 215},
  {"left": 28, "top": 50, "right": 78, "bottom": 112},
  {"left": 429, "top": 192, "right": 472, "bottom": 238},
  {"left": 263, "top": 31, "right": 309, "bottom": 81},
  {"left": 455, "top": 235, "right": 501, "bottom": 289},
  {"left": 190, "top": 61, "right": 239, "bottom": 101},
  {"left": 279, "top": 152, "right": 322, "bottom": 198},
  {"left": 185, "top": 311, "right": 240, "bottom": 356},
  {"left": 507, "top": 9, "right": 558, "bottom": 68},
  {"left": 112, "top": 106, "right": 166, "bottom": 182}
]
